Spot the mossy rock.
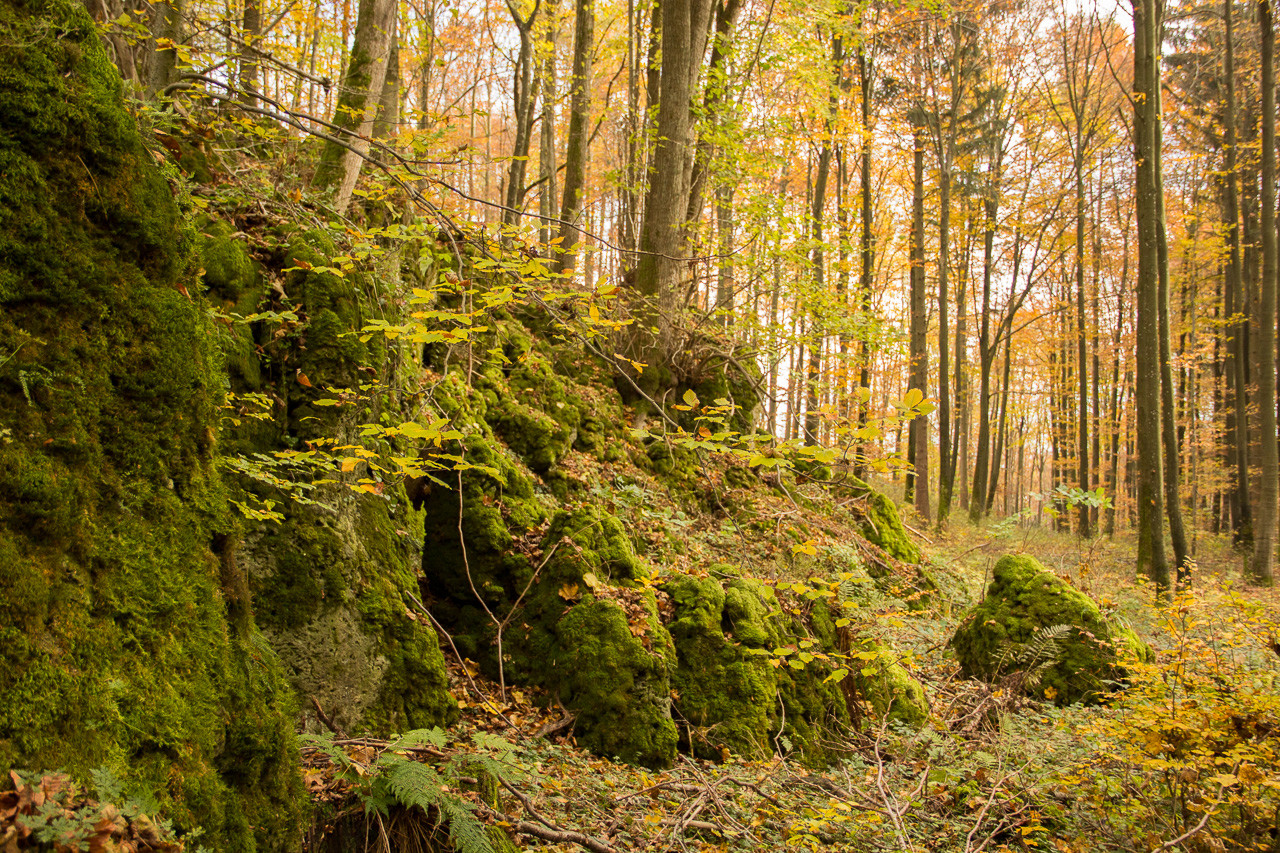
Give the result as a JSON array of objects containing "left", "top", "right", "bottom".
[
  {"left": 245, "top": 495, "right": 458, "bottom": 736},
  {"left": 552, "top": 595, "right": 679, "bottom": 767},
  {"left": 849, "top": 479, "right": 921, "bottom": 563},
  {"left": 476, "top": 347, "right": 586, "bottom": 473},
  {"left": 659, "top": 571, "right": 860, "bottom": 766},
  {"left": 843, "top": 480, "right": 939, "bottom": 609},
  {"left": 841, "top": 636, "right": 929, "bottom": 727},
  {"left": 199, "top": 221, "right": 266, "bottom": 390},
  {"left": 663, "top": 574, "right": 777, "bottom": 760},
  {"left": 512, "top": 508, "right": 677, "bottom": 768},
  {"left": 950, "top": 554, "right": 1151, "bottom": 705},
  {"left": 200, "top": 218, "right": 259, "bottom": 307},
  {"left": 0, "top": 1, "right": 303, "bottom": 845},
  {"left": 419, "top": 436, "right": 545, "bottom": 661}
]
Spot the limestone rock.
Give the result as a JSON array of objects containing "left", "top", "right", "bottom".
[{"left": 950, "top": 554, "right": 1150, "bottom": 705}]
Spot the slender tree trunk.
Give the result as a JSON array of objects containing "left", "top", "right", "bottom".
[
  {"left": 1251, "top": 0, "right": 1277, "bottom": 585},
  {"left": 987, "top": 325, "right": 1012, "bottom": 513},
  {"left": 374, "top": 27, "right": 400, "bottom": 139},
  {"left": 313, "top": 0, "right": 398, "bottom": 215},
  {"left": 148, "top": 0, "right": 184, "bottom": 96},
  {"left": 1075, "top": 144, "right": 1091, "bottom": 537},
  {"left": 1106, "top": 230, "right": 1127, "bottom": 536},
  {"left": 538, "top": 2, "right": 559, "bottom": 248},
  {"left": 971, "top": 186, "right": 998, "bottom": 521},
  {"left": 555, "top": 0, "right": 595, "bottom": 275},
  {"left": 631, "top": 0, "right": 714, "bottom": 398},
  {"left": 502, "top": 3, "right": 542, "bottom": 230},
  {"left": 239, "top": 0, "right": 261, "bottom": 107},
  {"left": 716, "top": 182, "right": 735, "bottom": 323},
  {"left": 805, "top": 27, "right": 842, "bottom": 444},
  {"left": 856, "top": 43, "right": 875, "bottom": 466},
  {"left": 909, "top": 120, "right": 931, "bottom": 522},
  {"left": 1132, "top": 0, "right": 1170, "bottom": 594},
  {"left": 1158, "top": 208, "right": 1191, "bottom": 583},
  {"left": 937, "top": 158, "right": 953, "bottom": 527}
]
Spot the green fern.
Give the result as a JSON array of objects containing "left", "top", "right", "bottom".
[
  {"left": 384, "top": 759, "right": 495, "bottom": 853},
  {"left": 996, "top": 623, "right": 1074, "bottom": 679}
]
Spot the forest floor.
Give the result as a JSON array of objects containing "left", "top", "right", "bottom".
[{"left": 297, "top": 470, "right": 1280, "bottom": 853}]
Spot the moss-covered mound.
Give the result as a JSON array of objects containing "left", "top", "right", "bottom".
[
  {"left": 0, "top": 1, "right": 303, "bottom": 847},
  {"left": 950, "top": 554, "right": 1150, "bottom": 705},
  {"left": 663, "top": 572, "right": 854, "bottom": 765},
  {"left": 834, "top": 479, "right": 939, "bottom": 610}
]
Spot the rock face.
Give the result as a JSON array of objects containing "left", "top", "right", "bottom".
[
  {"left": 200, "top": 217, "right": 458, "bottom": 736},
  {"left": 0, "top": 1, "right": 302, "bottom": 847},
  {"left": 950, "top": 554, "right": 1150, "bottom": 705}
]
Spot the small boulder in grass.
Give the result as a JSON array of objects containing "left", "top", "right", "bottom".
[{"left": 950, "top": 554, "right": 1151, "bottom": 705}]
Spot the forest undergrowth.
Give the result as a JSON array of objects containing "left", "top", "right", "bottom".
[{"left": 288, "top": 504, "right": 1280, "bottom": 853}]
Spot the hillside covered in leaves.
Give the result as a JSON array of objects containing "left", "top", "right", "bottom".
[{"left": 1, "top": 2, "right": 1278, "bottom": 853}]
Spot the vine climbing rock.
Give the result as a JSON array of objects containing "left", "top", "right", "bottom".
[
  {"left": 0, "top": 0, "right": 303, "bottom": 847},
  {"left": 950, "top": 554, "right": 1151, "bottom": 706}
]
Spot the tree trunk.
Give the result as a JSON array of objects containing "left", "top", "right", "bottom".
[
  {"left": 148, "top": 0, "right": 184, "bottom": 96},
  {"left": 239, "top": 0, "right": 261, "bottom": 107},
  {"left": 971, "top": 181, "right": 998, "bottom": 521},
  {"left": 555, "top": 0, "right": 595, "bottom": 275},
  {"left": 313, "top": 0, "right": 398, "bottom": 215},
  {"left": 374, "top": 27, "right": 400, "bottom": 139},
  {"left": 1132, "top": 0, "right": 1170, "bottom": 595},
  {"left": 1250, "top": 0, "right": 1277, "bottom": 585},
  {"left": 630, "top": 0, "right": 714, "bottom": 400},
  {"left": 909, "top": 119, "right": 931, "bottom": 522},
  {"left": 501, "top": 0, "right": 542, "bottom": 230},
  {"left": 538, "top": 3, "right": 559, "bottom": 248}
]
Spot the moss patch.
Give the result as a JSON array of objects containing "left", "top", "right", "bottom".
[
  {"left": 950, "top": 554, "right": 1151, "bottom": 705},
  {"left": 0, "top": 2, "right": 303, "bottom": 846}
]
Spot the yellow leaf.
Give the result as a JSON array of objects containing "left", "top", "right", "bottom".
[
  {"left": 558, "top": 583, "right": 580, "bottom": 601},
  {"left": 341, "top": 457, "right": 359, "bottom": 473},
  {"left": 790, "top": 540, "right": 818, "bottom": 557}
]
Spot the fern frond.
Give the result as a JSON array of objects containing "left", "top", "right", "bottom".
[
  {"left": 383, "top": 760, "right": 495, "bottom": 853},
  {"left": 438, "top": 797, "right": 496, "bottom": 853},
  {"left": 996, "top": 624, "right": 1074, "bottom": 673},
  {"left": 391, "top": 727, "right": 448, "bottom": 752},
  {"left": 384, "top": 759, "right": 446, "bottom": 812},
  {"left": 298, "top": 732, "right": 355, "bottom": 770}
]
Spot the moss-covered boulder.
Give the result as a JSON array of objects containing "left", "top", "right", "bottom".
[
  {"left": 950, "top": 554, "right": 1150, "bottom": 705},
  {"left": 499, "top": 506, "right": 679, "bottom": 768},
  {"left": 203, "top": 209, "right": 460, "bottom": 740},
  {"left": 0, "top": 1, "right": 302, "bottom": 845},
  {"left": 552, "top": 594, "right": 679, "bottom": 767},
  {"left": 663, "top": 574, "right": 778, "bottom": 760},
  {"left": 839, "top": 635, "right": 929, "bottom": 728},
  {"left": 660, "top": 570, "right": 910, "bottom": 766},
  {"left": 243, "top": 495, "right": 457, "bottom": 735}
]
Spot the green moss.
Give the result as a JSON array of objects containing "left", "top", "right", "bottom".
[
  {"left": 420, "top": 436, "right": 545, "bottom": 662},
  {"left": 658, "top": 573, "right": 861, "bottom": 766},
  {"left": 663, "top": 575, "right": 775, "bottom": 760},
  {"left": 245, "top": 494, "right": 458, "bottom": 735},
  {"left": 843, "top": 637, "right": 929, "bottom": 727},
  {"left": 200, "top": 218, "right": 258, "bottom": 306},
  {"left": 850, "top": 480, "right": 922, "bottom": 564},
  {"left": 950, "top": 554, "right": 1152, "bottom": 705},
  {"left": 0, "top": 2, "right": 304, "bottom": 846},
  {"left": 552, "top": 596, "right": 678, "bottom": 768}
]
